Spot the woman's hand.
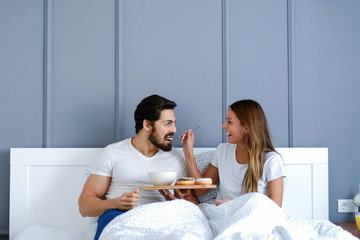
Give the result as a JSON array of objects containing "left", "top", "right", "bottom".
[
  {"left": 215, "top": 199, "right": 231, "bottom": 206},
  {"left": 181, "top": 129, "right": 195, "bottom": 155}
]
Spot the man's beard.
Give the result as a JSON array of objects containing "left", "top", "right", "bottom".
[{"left": 149, "top": 126, "right": 173, "bottom": 152}]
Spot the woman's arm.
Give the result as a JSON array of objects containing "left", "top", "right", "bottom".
[
  {"left": 181, "top": 129, "right": 220, "bottom": 196},
  {"left": 181, "top": 129, "right": 203, "bottom": 178},
  {"left": 195, "top": 164, "right": 219, "bottom": 196},
  {"left": 267, "top": 177, "right": 284, "bottom": 207}
]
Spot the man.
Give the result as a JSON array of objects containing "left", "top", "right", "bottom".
[{"left": 78, "top": 94, "right": 197, "bottom": 240}]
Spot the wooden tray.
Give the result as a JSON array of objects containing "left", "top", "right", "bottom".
[{"left": 140, "top": 185, "right": 216, "bottom": 190}]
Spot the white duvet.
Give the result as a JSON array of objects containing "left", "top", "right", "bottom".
[
  {"left": 100, "top": 193, "right": 357, "bottom": 240},
  {"left": 15, "top": 193, "right": 357, "bottom": 240}
]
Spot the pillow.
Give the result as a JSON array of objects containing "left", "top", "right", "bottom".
[{"left": 194, "top": 150, "right": 219, "bottom": 204}]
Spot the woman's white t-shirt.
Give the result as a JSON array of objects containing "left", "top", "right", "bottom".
[{"left": 211, "top": 143, "right": 286, "bottom": 201}]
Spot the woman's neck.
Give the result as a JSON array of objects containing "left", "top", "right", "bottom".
[{"left": 235, "top": 143, "right": 249, "bottom": 164}]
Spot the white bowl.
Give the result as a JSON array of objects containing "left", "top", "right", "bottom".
[{"left": 148, "top": 171, "right": 177, "bottom": 186}]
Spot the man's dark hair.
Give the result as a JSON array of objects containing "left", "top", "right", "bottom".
[{"left": 134, "top": 95, "right": 177, "bottom": 133}]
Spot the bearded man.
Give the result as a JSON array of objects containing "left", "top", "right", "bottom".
[{"left": 78, "top": 94, "right": 198, "bottom": 240}]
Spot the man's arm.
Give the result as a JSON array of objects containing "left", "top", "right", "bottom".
[{"left": 78, "top": 174, "right": 140, "bottom": 217}]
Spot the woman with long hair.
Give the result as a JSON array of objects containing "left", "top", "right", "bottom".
[{"left": 181, "top": 99, "right": 285, "bottom": 207}]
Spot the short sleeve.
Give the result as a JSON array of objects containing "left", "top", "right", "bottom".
[
  {"left": 211, "top": 143, "right": 223, "bottom": 168},
  {"left": 91, "top": 146, "right": 113, "bottom": 177},
  {"left": 264, "top": 152, "right": 286, "bottom": 182}
]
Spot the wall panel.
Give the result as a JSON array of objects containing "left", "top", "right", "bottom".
[
  {"left": 122, "top": 0, "right": 223, "bottom": 147},
  {"left": 51, "top": 0, "right": 116, "bottom": 147},
  {"left": 293, "top": 0, "right": 360, "bottom": 222},
  {"left": 226, "top": 0, "right": 289, "bottom": 147},
  {"left": 0, "top": 0, "right": 44, "bottom": 232},
  {"left": 1, "top": 0, "right": 360, "bottom": 233}
]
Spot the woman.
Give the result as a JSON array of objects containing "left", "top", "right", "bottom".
[{"left": 181, "top": 99, "right": 285, "bottom": 207}]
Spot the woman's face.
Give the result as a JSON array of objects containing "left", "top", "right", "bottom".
[{"left": 222, "top": 109, "right": 248, "bottom": 144}]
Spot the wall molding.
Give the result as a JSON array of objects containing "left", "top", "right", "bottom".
[
  {"left": 221, "top": 0, "right": 230, "bottom": 143},
  {"left": 287, "top": 0, "right": 295, "bottom": 147},
  {"left": 115, "top": 0, "right": 124, "bottom": 142},
  {"left": 43, "top": 0, "right": 53, "bottom": 147}
]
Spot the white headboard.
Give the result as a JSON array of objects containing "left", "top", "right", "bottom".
[{"left": 9, "top": 147, "right": 328, "bottom": 239}]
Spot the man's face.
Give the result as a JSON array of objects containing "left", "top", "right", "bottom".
[{"left": 148, "top": 109, "right": 176, "bottom": 152}]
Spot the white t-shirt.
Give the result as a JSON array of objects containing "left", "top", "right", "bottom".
[
  {"left": 211, "top": 143, "right": 286, "bottom": 201},
  {"left": 91, "top": 138, "right": 187, "bottom": 206}
]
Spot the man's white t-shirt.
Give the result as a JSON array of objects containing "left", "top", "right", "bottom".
[
  {"left": 91, "top": 138, "right": 187, "bottom": 206},
  {"left": 211, "top": 143, "right": 286, "bottom": 201}
]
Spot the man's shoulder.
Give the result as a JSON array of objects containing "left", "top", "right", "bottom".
[
  {"left": 104, "top": 138, "right": 133, "bottom": 157},
  {"left": 106, "top": 138, "right": 131, "bottom": 149}
]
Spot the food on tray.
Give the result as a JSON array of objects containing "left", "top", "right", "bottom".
[
  {"left": 176, "top": 177, "right": 195, "bottom": 185},
  {"left": 195, "top": 178, "right": 212, "bottom": 185}
]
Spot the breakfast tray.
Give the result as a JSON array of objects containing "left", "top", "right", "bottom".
[{"left": 140, "top": 185, "right": 216, "bottom": 190}]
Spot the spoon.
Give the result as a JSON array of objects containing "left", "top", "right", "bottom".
[{"left": 167, "top": 126, "right": 200, "bottom": 141}]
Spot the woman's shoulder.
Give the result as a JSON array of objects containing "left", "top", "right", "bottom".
[
  {"left": 216, "top": 143, "right": 236, "bottom": 152},
  {"left": 264, "top": 150, "right": 281, "bottom": 157},
  {"left": 214, "top": 143, "right": 236, "bottom": 160},
  {"left": 263, "top": 151, "right": 283, "bottom": 166}
]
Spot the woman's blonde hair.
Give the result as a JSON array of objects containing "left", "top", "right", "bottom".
[{"left": 229, "top": 99, "right": 275, "bottom": 193}]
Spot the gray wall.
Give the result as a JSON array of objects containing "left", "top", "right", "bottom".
[{"left": 1, "top": 0, "right": 359, "bottom": 234}]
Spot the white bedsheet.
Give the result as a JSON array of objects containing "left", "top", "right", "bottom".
[
  {"left": 101, "top": 193, "right": 356, "bottom": 240},
  {"left": 14, "top": 193, "right": 357, "bottom": 240},
  {"left": 13, "top": 224, "right": 95, "bottom": 240}
]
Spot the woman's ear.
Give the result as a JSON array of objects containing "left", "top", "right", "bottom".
[{"left": 244, "top": 126, "right": 249, "bottom": 134}]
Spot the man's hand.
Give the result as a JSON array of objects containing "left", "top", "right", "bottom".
[
  {"left": 159, "top": 189, "right": 199, "bottom": 205},
  {"left": 115, "top": 189, "right": 140, "bottom": 210},
  {"left": 158, "top": 189, "right": 185, "bottom": 200}
]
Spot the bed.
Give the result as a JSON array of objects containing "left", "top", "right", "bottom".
[{"left": 9, "top": 147, "right": 356, "bottom": 240}]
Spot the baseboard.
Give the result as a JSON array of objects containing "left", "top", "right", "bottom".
[
  {"left": 0, "top": 229, "right": 8, "bottom": 238},
  {"left": 0, "top": 234, "right": 8, "bottom": 239}
]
